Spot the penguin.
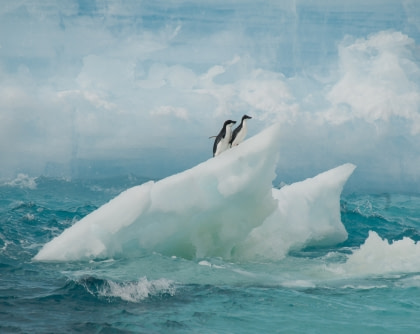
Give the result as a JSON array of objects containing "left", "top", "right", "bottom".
[
  {"left": 230, "top": 115, "right": 252, "bottom": 147},
  {"left": 213, "top": 120, "right": 236, "bottom": 157}
]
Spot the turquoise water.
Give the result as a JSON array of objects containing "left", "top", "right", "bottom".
[
  {"left": 1, "top": 175, "right": 419, "bottom": 333},
  {"left": 1, "top": 2, "right": 420, "bottom": 332}
]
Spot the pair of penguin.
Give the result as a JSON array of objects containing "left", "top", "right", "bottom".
[{"left": 212, "top": 115, "right": 252, "bottom": 157}]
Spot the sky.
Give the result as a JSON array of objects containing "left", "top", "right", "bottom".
[{"left": 1, "top": 0, "right": 420, "bottom": 192}]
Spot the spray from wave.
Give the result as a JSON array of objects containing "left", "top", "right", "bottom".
[
  {"left": 72, "top": 276, "right": 176, "bottom": 303},
  {"left": 5, "top": 174, "right": 37, "bottom": 190},
  {"left": 98, "top": 277, "right": 176, "bottom": 303}
]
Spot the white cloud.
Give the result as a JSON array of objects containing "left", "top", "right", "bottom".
[
  {"left": 238, "top": 69, "right": 299, "bottom": 122},
  {"left": 326, "top": 31, "right": 420, "bottom": 133},
  {"left": 0, "top": 1, "right": 419, "bottom": 190},
  {"left": 150, "top": 106, "right": 189, "bottom": 120}
]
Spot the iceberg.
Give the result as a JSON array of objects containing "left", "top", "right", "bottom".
[
  {"left": 34, "top": 124, "right": 355, "bottom": 262},
  {"left": 339, "top": 231, "right": 420, "bottom": 276},
  {"left": 236, "top": 163, "right": 355, "bottom": 260}
]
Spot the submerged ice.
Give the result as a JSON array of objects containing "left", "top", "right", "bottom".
[{"left": 34, "top": 124, "right": 355, "bottom": 262}]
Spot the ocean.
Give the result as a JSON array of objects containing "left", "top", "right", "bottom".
[
  {"left": 1, "top": 165, "right": 420, "bottom": 333},
  {"left": 1, "top": 1, "right": 420, "bottom": 333}
]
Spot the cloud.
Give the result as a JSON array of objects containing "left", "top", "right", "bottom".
[
  {"left": 0, "top": 1, "right": 419, "bottom": 191},
  {"left": 150, "top": 105, "right": 189, "bottom": 120},
  {"left": 325, "top": 31, "right": 420, "bottom": 133}
]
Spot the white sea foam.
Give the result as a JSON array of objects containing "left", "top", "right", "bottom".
[
  {"left": 5, "top": 173, "right": 37, "bottom": 190},
  {"left": 34, "top": 124, "right": 355, "bottom": 262},
  {"left": 98, "top": 277, "right": 176, "bottom": 302},
  {"left": 198, "top": 260, "right": 225, "bottom": 269},
  {"left": 397, "top": 275, "right": 420, "bottom": 288},
  {"left": 0, "top": 233, "right": 12, "bottom": 252},
  {"left": 281, "top": 280, "right": 316, "bottom": 289}
]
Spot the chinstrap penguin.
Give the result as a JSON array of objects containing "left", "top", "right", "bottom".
[
  {"left": 230, "top": 115, "right": 252, "bottom": 147},
  {"left": 213, "top": 120, "right": 236, "bottom": 157}
]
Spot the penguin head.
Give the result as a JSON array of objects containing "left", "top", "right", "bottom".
[
  {"left": 224, "top": 120, "right": 236, "bottom": 128},
  {"left": 242, "top": 115, "right": 252, "bottom": 120}
]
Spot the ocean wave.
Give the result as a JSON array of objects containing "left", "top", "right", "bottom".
[
  {"left": 4, "top": 174, "right": 37, "bottom": 190},
  {"left": 74, "top": 276, "right": 176, "bottom": 303},
  {"left": 99, "top": 277, "right": 176, "bottom": 303}
]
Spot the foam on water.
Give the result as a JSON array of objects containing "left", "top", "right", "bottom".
[
  {"left": 34, "top": 124, "right": 356, "bottom": 262},
  {"left": 4, "top": 173, "right": 37, "bottom": 190},
  {"left": 98, "top": 277, "right": 176, "bottom": 303}
]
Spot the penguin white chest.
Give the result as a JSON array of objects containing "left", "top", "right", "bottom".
[
  {"left": 232, "top": 121, "right": 248, "bottom": 146},
  {"left": 214, "top": 125, "right": 233, "bottom": 156}
]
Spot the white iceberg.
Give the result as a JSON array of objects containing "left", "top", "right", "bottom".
[
  {"left": 34, "top": 123, "right": 355, "bottom": 262},
  {"left": 339, "top": 231, "right": 420, "bottom": 276}
]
